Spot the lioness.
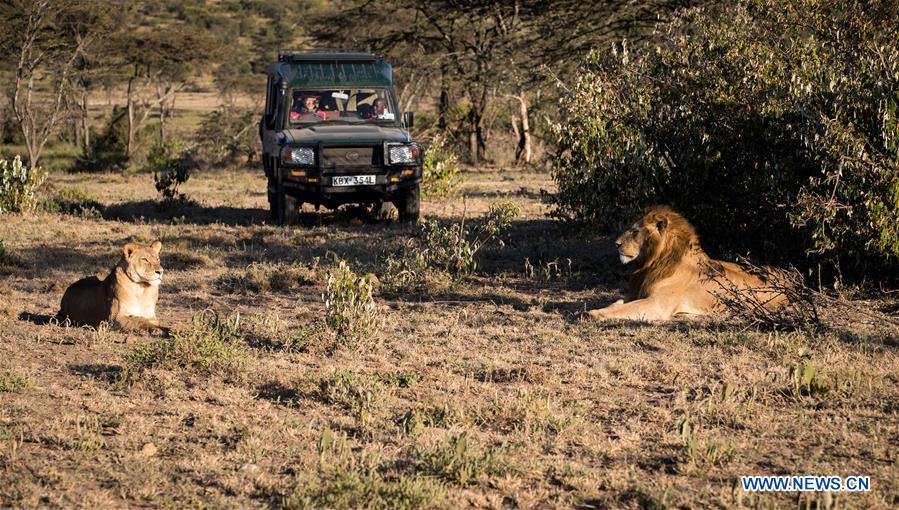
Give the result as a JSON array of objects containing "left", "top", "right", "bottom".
[
  {"left": 589, "top": 206, "right": 787, "bottom": 321},
  {"left": 58, "top": 241, "right": 165, "bottom": 331}
]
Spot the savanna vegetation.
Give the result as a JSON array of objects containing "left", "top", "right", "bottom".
[{"left": 1, "top": 0, "right": 897, "bottom": 509}]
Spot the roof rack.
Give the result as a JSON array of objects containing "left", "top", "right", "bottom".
[{"left": 278, "top": 50, "right": 382, "bottom": 62}]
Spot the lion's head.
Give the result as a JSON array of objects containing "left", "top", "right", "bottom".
[
  {"left": 120, "top": 241, "right": 164, "bottom": 285},
  {"left": 616, "top": 206, "right": 701, "bottom": 297}
]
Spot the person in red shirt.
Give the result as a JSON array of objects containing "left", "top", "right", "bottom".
[{"left": 290, "top": 94, "right": 328, "bottom": 121}]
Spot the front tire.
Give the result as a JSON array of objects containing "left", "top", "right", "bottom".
[
  {"left": 273, "top": 170, "right": 300, "bottom": 226},
  {"left": 394, "top": 186, "right": 420, "bottom": 223}
]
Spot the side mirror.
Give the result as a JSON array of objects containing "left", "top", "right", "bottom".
[{"left": 403, "top": 111, "right": 414, "bottom": 129}]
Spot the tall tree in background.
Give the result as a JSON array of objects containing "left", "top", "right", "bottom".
[{"left": 0, "top": 0, "right": 116, "bottom": 169}]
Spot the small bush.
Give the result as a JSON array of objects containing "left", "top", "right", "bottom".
[
  {"left": 0, "top": 371, "right": 30, "bottom": 393},
  {"left": 73, "top": 107, "right": 129, "bottom": 172},
  {"left": 40, "top": 187, "right": 103, "bottom": 218},
  {"left": 323, "top": 259, "right": 381, "bottom": 350},
  {"left": 149, "top": 139, "right": 198, "bottom": 201},
  {"left": 1, "top": 155, "right": 46, "bottom": 214},
  {"left": 217, "top": 262, "right": 317, "bottom": 293},
  {"left": 421, "top": 133, "right": 464, "bottom": 198},
  {"left": 381, "top": 201, "right": 520, "bottom": 291},
  {"left": 123, "top": 311, "right": 247, "bottom": 379},
  {"left": 414, "top": 433, "right": 516, "bottom": 485}
]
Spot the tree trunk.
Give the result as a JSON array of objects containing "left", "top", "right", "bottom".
[
  {"left": 516, "top": 93, "right": 531, "bottom": 165},
  {"left": 81, "top": 90, "right": 90, "bottom": 150},
  {"left": 468, "top": 109, "right": 480, "bottom": 164},
  {"left": 126, "top": 74, "right": 135, "bottom": 158},
  {"left": 438, "top": 64, "right": 449, "bottom": 130}
]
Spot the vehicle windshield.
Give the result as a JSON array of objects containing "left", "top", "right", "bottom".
[{"left": 288, "top": 89, "right": 397, "bottom": 125}]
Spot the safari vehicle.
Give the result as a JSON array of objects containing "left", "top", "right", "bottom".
[{"left": 260, "top": 51, "right": 422, "bottom": 224}]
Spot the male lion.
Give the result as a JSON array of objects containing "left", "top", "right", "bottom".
[
  {"left": 589, "top": 206, "right": 786, "bottom": 321},
  {"left": 58, "top": 241, "right": 166, "bottom": 331}
]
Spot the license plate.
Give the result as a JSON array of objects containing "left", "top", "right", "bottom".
[{"left": 332, "top": 175, "right": 376, "bottom": 186}]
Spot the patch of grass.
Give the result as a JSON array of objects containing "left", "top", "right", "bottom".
[
  {"left": 317, "top": 370, "right": 385, "bottom": 428},
  {"left": 0, "top": 371, "right": 30, "bottom": 393},
  {"left": 164, "top": 250, "right": 212, "bottom": 270},
  {"left": 474, "top": 364, "right": 542, "bottom": 384},
  {"left": 414, "top": 433, "right": 516, "bottom": 485},
  {"left": 39, "top": 187, "right": 103, "bottom": 218},
  {"left": 395, "top": 402, "right": 459, "bottom": 435},
  {"left": 245, "top": 312, "right": 325, "bottom": 353},
  {"left": 675, "top": 415, "right": 736, "bottom": 471},
  {"left": 123, "top": 311, "right": 248, "bottom": 380},
  {"left": 0, "top": 239, "right": 23, "bottom": 267},
  {"left": 217, "top": 262, "right": 317, "bottom": 293},
  {"left": 282, "top": 466, "right": 446, "bottom": 510},
  {"left": 788, "top": 354, "right": 830, "bottom": 398},
  {"left": 324, "top": 258, "right": 381, "bottom": 350},
  {"left": 470, "top": 391, "right": 570, "bottom": 436},
  {"left": 380, "top": 370, "right": 422, "bottom": 388}
]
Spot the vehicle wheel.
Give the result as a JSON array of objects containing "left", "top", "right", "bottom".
[
  {"left": 394, "top": 186, "right": 420, "bottom": 223},
  {"left": 276, "top": 190, "right": 300, "bottom": 226},
  {"left": 267, "top": 183, "right": 278, "bottom": 221}
]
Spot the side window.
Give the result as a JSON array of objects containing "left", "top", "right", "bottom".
[{"left": 264, "top": 77, "right": 278, "bottom": 128}]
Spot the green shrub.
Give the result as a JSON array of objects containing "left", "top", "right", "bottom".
[
  {"left": 73, "top": 107, "right": 129, "bottom": 172},
  {"left": 323, "top": 259, "right": 381, "bottom": 350},
  {"left": 40, "top": 187, "right": 103, "bottom": 217},
  {"left": 551, "top": 0, "right": 899, "bottom": 275},
  {"left": 124, "top": 311, "right": 247, "bottom": 379},
  {"left": 0, "top": 155, "right": 46, "bottom": 214},
  {"left": 149, "top": 139, "right": 197, "bottom": 201},
  {"left": 381, "top": 201, "right": 520, "bottom": 291},
  {"left": 421, "top": 133, "right": 464, "bottom": 198}
]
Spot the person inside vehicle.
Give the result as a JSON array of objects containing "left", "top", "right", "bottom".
[
  {"left": 372, "top": 98, "right": 389, "bottom": 118},
  {"left": 291, "top": 93, "right": 327, "bottom": 121}
]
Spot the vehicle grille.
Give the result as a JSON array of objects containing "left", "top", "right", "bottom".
[{"left": 321, "top": 147, "right": 374, "bottom": 168}]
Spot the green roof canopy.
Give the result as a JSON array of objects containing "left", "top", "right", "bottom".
[{"left": 277, "top": 54, "right": 393, "bottom": 88}]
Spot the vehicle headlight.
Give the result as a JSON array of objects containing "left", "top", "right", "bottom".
[
  {"left": 386, "top": 143, "right": 420, "bottom": 165},
  {"left": 281, "top": 146, "right": 315, "bottom": 165}
]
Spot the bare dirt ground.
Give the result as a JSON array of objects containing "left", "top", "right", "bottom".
[{"left": 1, "top": 168, "right": 897, "bottom": 509}]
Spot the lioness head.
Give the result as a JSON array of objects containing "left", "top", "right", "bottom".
[
  {"left": 615, "top": 206, "right": 698, "bottom": 267},
  {"left": 121, "top": 241, "right": 164, "bottom": 285}
]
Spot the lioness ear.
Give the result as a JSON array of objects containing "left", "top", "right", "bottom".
[
  {"left": 655, "top": 215, "right": 669, "bottom": 233},
  {"left": 123, "top": 243, "right": 138, "bottom": 259},
  {"left": 151, "top": 241, "right": 162, "bottom": 255}
]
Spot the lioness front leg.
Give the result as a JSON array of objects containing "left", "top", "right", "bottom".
[
  {"left": 588, "top": 297, "right": 675, "bottom": 321},
  {"left": 115, "top": 315, "right": 166, "bottom": 333}
]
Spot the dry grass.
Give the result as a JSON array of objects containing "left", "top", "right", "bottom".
[{"left": 0, "top": 166, "right": 897, "bottom": 509}]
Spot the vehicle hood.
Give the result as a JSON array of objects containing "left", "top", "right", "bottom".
[{"left": 282, "top": 125, "right": 411, "bottom": 144}]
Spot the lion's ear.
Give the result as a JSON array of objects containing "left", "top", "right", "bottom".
[
  {"left": 655, "top": 215, "right": 669, "bottom": 233},
  {"left": 150, "top": 241, "right": 162, "bottom": 255},
  {"left": 123, "top": 243, "right": 138, "bottom": 260}
]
